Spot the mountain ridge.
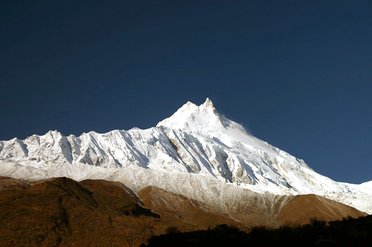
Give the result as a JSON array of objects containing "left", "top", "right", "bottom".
[{"left": 0, "top": 98, "right": 371, "bottom": 215}]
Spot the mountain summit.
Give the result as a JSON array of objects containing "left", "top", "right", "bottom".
[
  {"left": 157, "top": 98, "right": 239, "bottom": 135},
  {"left": 0, "top": 99, "right": 371, "bottom": 215}
]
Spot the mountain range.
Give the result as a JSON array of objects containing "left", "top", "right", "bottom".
[{"left": 0, "top": 98, "right": 371, "bottom": 243}]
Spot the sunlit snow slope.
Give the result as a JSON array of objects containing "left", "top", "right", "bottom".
[{"left": 0, "top": 98, "right": 371, "bottom": 214}]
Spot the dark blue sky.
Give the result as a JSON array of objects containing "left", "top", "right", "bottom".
[{"left": 1, "top": 1, "right": 372, "bottom": 183}]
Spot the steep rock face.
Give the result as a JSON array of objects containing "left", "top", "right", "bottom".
[{"left": 0, "top": 98, "right": 371, "bottom": 214}]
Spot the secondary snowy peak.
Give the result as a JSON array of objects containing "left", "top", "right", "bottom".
[{"left": 157, "top": 98, "right": 245, "bottom": 136}]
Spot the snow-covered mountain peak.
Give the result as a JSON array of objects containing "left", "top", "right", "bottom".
[
  {"left": 156, "top": 98, "right": 235, "bottom": 135},
  {"left": 201, "top": 97, "right": 215, "bottom": 109}
]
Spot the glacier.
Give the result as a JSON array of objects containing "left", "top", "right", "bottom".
[{"left": 0, "top": 98, "right": 371, "bottom": 214}]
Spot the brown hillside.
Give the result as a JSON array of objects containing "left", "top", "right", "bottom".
[
  {"left": 278, "top": 194, "right": 366, "bottom": 225},
  {"left": 0, "top": 177, "right": 366, "bottom": 246},
  {"left": 138, "top": 186, "right": 248, "bottom": 231},
  {"left": 0, "top": 176, "right": 28, "bottom": 191},
  {"left": 0, "top": 177, "right": 164, "bottom": 247}
]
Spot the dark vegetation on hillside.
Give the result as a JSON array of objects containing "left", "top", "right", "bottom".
[{"left": 143, "top": 216, "right": 372, "bottom": 247}]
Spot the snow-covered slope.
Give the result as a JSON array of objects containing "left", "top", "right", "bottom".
[
  {"left": 359, "top": 181, "right": 372, "bottom": 195},
  {"left": 361, "top": 181, "right": 372, "bottom": 188},
  {"left": 0, "top": 98, "right": 371, "bottom": 214}
]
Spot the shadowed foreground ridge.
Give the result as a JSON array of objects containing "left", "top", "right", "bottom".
[{"left": 144, "top": 216, "right": 372, "bottom": 247}]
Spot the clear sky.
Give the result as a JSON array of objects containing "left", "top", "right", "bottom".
[{"left": 1, "top": 1, "right": 371, "bottom": 184}]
